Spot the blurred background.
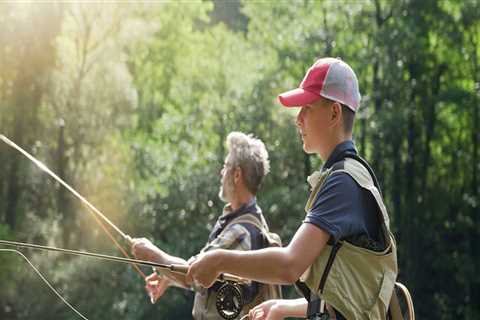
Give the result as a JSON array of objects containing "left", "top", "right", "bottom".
[{"left": 0, "top": 0, "right": 478, "bottom": 319}]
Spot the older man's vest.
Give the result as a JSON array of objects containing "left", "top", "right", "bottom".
[{"left": 193, "top": 211, "right": 282, "bottom": 320}]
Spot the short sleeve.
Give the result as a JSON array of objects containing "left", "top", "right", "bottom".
[{"left": 304, "top": 172, "right": 369, "bottom": 243}]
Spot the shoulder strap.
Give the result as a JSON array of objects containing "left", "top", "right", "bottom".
[
  {"left": 215, "top": 213, "right": 264, "bottom": 240},
  {"left": 227, "top": 213, "right": 266, "bottom": 232},
  {"left": 217, "top": 213, "right": 281, "bottom": 247},
  {"left": 231, "top": 213, "right": 283, "bottom": 247},
  {"left": 343, "top": 153, "right": 383, "bottom": 196}
]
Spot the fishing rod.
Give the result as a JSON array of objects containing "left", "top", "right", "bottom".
[
  {"left": 0, "top": 239, "right": 249, "bottom": 284},
  {"left": 0, "top": 134, "right": 145, "bottom": 277},
  {"left": 0, "top": 239, "right": 251, "bottom": 319},
  {"left": 0, "top": 134, "right": 130, "bottom": 239},
  {"left": 0, "top": 135, "right": 252, "bottom": 319}
]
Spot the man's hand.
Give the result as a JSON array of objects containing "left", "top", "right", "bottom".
[
  {"left": 145, "top": 272, "right": 171, "bottom": 304},
  {"left": 131, "top": 238, "right": 162, "bottom": 262},
  {"left": 249, "top": 300, "right": 286, "bottom": 320},
  {"left": 185, "top": 251, "right": 221, "bottom": 288},
  {"left": 249, "top": 299, "right": 307, "bottom": 320}
]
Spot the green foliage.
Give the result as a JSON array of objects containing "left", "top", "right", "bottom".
[{"left": 0, "top": 0, "right": 479, "bottom": 319}]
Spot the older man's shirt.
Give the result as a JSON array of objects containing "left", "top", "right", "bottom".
[{"left": 192, "top": 198, "right": 265, "bottom": 320}]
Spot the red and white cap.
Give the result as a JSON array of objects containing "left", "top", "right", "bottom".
[{"left": 278, "top": 57, "right": 361, "bottom": 112}]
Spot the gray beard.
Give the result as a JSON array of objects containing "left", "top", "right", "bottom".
[
  {"left": 218, "top": 186, "right": 227, "bottom": 203},
  {"left": 218, "top": 176, "right": 235, "bottom": 203}
]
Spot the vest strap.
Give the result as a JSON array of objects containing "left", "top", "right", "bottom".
[
  {"left": 343, "top": 153, "right": 383, "bottom": 196},
  {"left": 297, "top": 241, "right": 343, "bottom": 319},
  {"left": 306, "top": 296, "right": 321, "bottom": 318},
  {"left": 307, "top": 297, "right": 330, "bottom": 320},
  {"left": 318, "top": 242, "right": 343, "bottom": 293},
  {"left": 295, "top": 280, "right": 312, "bottom": 302}
]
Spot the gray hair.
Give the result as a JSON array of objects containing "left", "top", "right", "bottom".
[{"left": 226, "top": 131, "right": 270, "bottom": 195}]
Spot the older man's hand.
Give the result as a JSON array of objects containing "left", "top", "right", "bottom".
[
  {"left": 145, "top": 272, "right": 171, "bottom": 303},
  {"left": 185, "top": 251, "right": 221, "bottom": 288},
  {"left": 131, "top": 237, "right": 162, "bottom": 262}
]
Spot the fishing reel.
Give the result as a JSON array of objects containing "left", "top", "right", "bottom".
[{"left": 215, "top": 281, "right": 244, "bottom": 320}]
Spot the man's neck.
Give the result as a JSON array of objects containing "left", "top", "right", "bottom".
[
  {"left": 229, "top": 193, "right": 255, "bottom": 211},
  {"left": 320, "top": 133, "right": 352, "bottom": 161}
]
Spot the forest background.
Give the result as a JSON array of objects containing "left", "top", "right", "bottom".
[{"left": 0, "top": 0, "right": 479, "bottom": 319}]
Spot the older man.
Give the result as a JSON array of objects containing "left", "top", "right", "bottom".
[
  {"left": 131, "top": 131, "right": 280, "bottom": 319},
  {"left": 187, "top": 58, "right": 398, "bottom": 320}
]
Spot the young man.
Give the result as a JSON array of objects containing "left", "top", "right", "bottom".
[
  {"left": 131, "top": 131, "right": 280, "bottom": 320},
  {"left": 187, "top": 58, "right": 398, "bottom": 319}
]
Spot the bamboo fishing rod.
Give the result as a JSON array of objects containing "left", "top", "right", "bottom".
[
  {"left": 0, "top": 135, "right": 250, "bottom": 285},
  {"left": 0, "top": 134, "right": 146, "bottom": 277},
  {"left": 0, "top": 239, "right": 249, "bottom": 284},
  {"left": 0, "top": 134, "right": 130, "bottom": 240}
]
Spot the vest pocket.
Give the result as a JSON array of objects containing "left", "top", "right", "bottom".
[
  {"left": 379, "top": 269, "right": 396, "bottom": 308},
  {"left": 366, "top": 270, "right": 395, "bottom": 318}
]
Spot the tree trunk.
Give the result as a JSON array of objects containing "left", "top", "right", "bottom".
[
  {"left": 5, "top": 82, "right": 28, "bottom": 230},
  {"left": 5, "top": 151, "right": 20, "bottom": 230},
  {"left": 421, "top": 64, "right": 445, "bottom": 194},
  {"left": 57, "top": 121, "right": 72, "bottom": 247},
  {"left": 391, "top": 136, "right": 402, "bottom": 231},
  {"left": 405, "top": 61, "right": 420, "bottom": 287},
  {"left": 469, "top": 29, "right": 479, "bottom": 318},
  {"left": 370, "top": 0, "right": 392, "bottom": 185},
  {"left": 371, "top": 59, "right": 383, "bottom": 183}
]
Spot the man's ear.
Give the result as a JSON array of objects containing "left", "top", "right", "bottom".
[
  {"left": 330, "top": 102, "right": 342, "bottom": 127},
  {"left": 233, "top": 167, "right": 242, "bottom": 184}
]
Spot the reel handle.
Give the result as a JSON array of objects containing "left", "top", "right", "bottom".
[{"left": 219, "top": 273, "right": 250, "bottom": 285}]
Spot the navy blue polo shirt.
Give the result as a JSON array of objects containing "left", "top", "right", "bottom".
[{"left": 304, "top": 140, "right": 383, "bottom": 246}]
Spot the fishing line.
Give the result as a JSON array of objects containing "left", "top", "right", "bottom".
[{"left": 0, "top": 249, "right": 89, "bottom": 320}]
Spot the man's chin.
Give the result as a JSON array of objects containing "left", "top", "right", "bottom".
[
  {"left": 218, "top": 190, "right": 227, "bottom": 203},
  {"left": 302, "top": 144, "right": 315, "bottom": 154}
]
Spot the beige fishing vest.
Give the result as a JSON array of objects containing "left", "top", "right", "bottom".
[{"left": 300, "top": 158, "right": 398, "bottom": 319}]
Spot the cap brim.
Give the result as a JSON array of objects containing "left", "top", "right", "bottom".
[{"left": 278, "top": 88, "right": 322, "bottom": 107}]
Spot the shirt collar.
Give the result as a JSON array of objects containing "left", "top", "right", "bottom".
[
  {"left": 307, "top": 140, "right": 357, "bottom": 188},
  {"left": 221, "top": 197, "right": 258, "bottom": 221},
  {"left": 322, "top": 140, "right": 358, "bottom": 171},
  {"left": 208, "top": 197, "right": 260, "bottom": 243}
]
